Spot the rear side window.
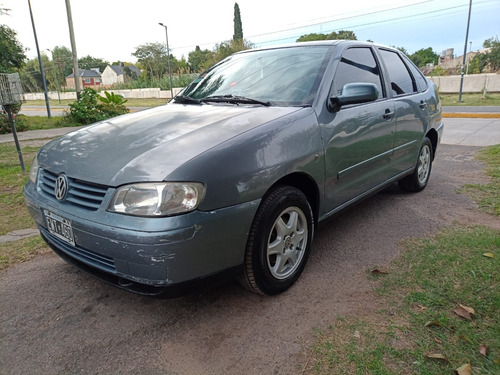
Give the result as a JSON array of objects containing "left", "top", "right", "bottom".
[
  {"left": 333, "top": 47, "right": 384, "bottom": 99},
  {"left": 402, "top": 54, "right": 428, "bottom": 92},
  {"left": 379, "top": 49, "right": 417, "bottom": 96}
]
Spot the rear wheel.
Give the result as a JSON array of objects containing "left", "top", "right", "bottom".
[
  {"left": 399, "top": 137, "right": 433, "bottom": 192},
  {"left": 239, "top": 185, "right": 314, "bottom": 295}
]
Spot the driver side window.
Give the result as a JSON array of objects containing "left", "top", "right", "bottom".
[{"left": 334, "top": 47, "right": 384, "bottom": 99}]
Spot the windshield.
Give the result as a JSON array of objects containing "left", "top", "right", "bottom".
[{"left": 180, "top": 45, "right": 332, "bottom": 106}]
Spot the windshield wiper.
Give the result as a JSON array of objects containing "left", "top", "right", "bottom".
[
  {"left": 174, "top": 95, "right": 203, "bottom": 105},
  {"left": 202, "top": 95, "right": 271, "bottom": 106}
]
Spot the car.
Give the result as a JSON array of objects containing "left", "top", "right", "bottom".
[{"left": 24, "top": 40, "right": 443, "bottom": 297}]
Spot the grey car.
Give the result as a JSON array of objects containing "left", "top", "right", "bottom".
[{"left": 24, "top": 40, "right": 443, "bottom": 297}]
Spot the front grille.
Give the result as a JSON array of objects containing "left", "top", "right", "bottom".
[
  {"left": 39, "top": 169, "right": 109, "bottom": 211},
  {"left": 40, "top": 226, "right": 116, "bottom": 272}
]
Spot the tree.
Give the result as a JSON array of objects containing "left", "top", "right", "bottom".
[
  {"left": 479, "top": 36, "right": 500, "bottom": 72},
  {"left": 0, "top": 25, "right": 26, "bottom": 73},
  {"left": 483, "top": 37, "right": 499, "bottom": 49},
  {"left": 132, "top": 42, "right": 169, "bottom": 79},
  {"left": 233, "top": 2, "right": 243, "bottom": 41},
  {"left": 330, "top": 30, "right": 357, "bottom": 40},
  {"left": 52, "top": 46, "right": 73, "bottom": 84},
  {"left": 297, "top": 33, "right": 328, "bottom": 42},
  {"left": 297, "top": 30, "right": 356, "bottom": 42},
  {"left": 78, "top": 55, "right": 109, "bottom": 72},
  {"left": 211, "top": 39, "right": 254, "bottom": 66},
  {"left": 19, "top": 55, "right": 50, "bottom": 92},
  {"left": 188, "top": 46, "right": 214, "bottom": 72},
  {"left": 132, "top": 42, "right": 180, "bottom": 79},
  {"left": 395, "top": 46, "right": 409, "bottom": 55},
  {"left": 409, "top": 47, "right": 438, "bottom": 68}
]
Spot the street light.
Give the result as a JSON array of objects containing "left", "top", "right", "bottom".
[
  {"left": 458, "top": 0, "right": 472, "bottom": 102},
  {"left": 47, "top": 49, "right": 61, "bottom": 104},
  {"left": 159, "top": 22, "right": 174, "bottom": 100}
]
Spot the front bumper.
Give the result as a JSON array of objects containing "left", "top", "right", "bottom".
[{"left": 24, "top": 181, "right": 260, "bottom": 296}]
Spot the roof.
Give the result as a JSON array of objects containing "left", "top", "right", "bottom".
[
  {"left": 66, "top": 69, "right": 102, "bottom": 78},
  {"left": 108, "top": 65, "right": 141, "bottom": 76}
]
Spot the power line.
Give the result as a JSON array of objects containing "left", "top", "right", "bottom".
[
  {"left": 248, "top": 0, "right": 434, "bottom": 39},
  {"left": 172, "top": 0, "right": 497, "bottom": 53},
  {"left": 257, "top": 2, "right": 475, "bottom": 46}
]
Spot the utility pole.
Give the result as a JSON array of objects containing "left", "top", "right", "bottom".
[
  {"left": 159, "top": 23, "right": 174, "bottom": 100},
  {"left": 65, "top": 0, "right": 81, "bottom": 100},
  {"left": 27, "top": 0, "right": 51, "bottom": 118},
  {"left": 458, "top": 0, "right": 472, "bottom": 102},
  {"left": 47, "top": 49, "right": 61, "bottom": 104}
]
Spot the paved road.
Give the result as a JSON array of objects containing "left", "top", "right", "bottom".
[{"left": 441, "top": 117, "right": 500, "bottom": 146}]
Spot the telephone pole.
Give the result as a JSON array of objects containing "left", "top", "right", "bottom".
[{"left": 65, "top": 0, "right": 81, "bottom": 100}]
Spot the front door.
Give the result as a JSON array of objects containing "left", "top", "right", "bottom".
[{"left": 320, "top": 47, "right": 396, "bottom": 214}]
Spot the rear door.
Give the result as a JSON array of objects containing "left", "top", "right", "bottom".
[
  {"left": 320, "top": 46, "right": 396, "bottom": 213},
  {"left": 377, "top": 48, "right": 429, "bottom": 175}
]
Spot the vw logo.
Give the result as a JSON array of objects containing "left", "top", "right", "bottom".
[{"left": 54, "top": 175, "right": 68, "bottom": 201}]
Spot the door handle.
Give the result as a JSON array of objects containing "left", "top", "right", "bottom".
[
  {"left": 383, "top": 109, "right": 394, "bottom": 119},
  {"left": 419, "top": 100, "right": 427, "bottom": 109}
]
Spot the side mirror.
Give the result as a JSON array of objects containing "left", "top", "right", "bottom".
[{"left": 328, "top": 83, "right": 379, "bottom": 112}]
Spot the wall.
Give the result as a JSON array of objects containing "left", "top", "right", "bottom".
[
  {"left": 23, "top": 87, "right": 183, "bottom": 101},
  {"left": 22, "top": 73, "right": 499, "bottom": 100},
  {"left": 427, "top": 73, "right": 499, "bottom": 93}
]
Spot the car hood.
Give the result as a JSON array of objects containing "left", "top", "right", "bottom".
[{"left": 38, "top": 104, "right": 301, "bottom": 186}]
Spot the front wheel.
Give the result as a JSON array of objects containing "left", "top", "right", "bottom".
[
  {"left": 239, "top": 186, "right": 314, "bottom": 295},
  {"left": 399, "top": 137, "right": 433, "bottom": 192}
]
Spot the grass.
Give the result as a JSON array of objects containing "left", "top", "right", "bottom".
[
  {"left": 440, "top": 93, "right": 500, "bottom": 107},
  {"left": 460, "top": 145, "right": 500, "bottom": 216},
  {"left": 303, "top": 226, "right": 499, "bottom": 375},
  {"left": 0, "top": 235, "right": 49, "bottom": 271},
  {"left": 0, "top": 143, "right": 39, "bottom": 236},
  {"left": 15, "top": 114, "right": 80, "bottom": 131},
  {"left": 301, "top": 144, "right": 500, "bottom": 374}
]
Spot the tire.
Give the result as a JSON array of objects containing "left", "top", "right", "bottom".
[
  {"left": 239, "top": 185, "right": 314, "bottom": 295},
  {"left": 398, "top": 137, "right": 433, "bottom": 192}
]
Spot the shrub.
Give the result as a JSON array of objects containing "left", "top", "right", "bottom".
[
  {"left": 0, "top": 104, "right": 28, "bottom": 135},
  {"left": 66, "top": 88, "right": 129, "bottom": 125}
]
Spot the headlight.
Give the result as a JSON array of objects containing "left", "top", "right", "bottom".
[
  {"left": 108, "top": 182, "right": 206, "bottom": 217},
  {"left": 29, "top": 156, "right": 39, "bottom": 184}
]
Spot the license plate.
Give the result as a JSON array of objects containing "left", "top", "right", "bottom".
[{"left": 44, "top": 210, "right": 75, "bottom": 246}]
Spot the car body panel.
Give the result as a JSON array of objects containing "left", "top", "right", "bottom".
[{"left": 38, "top": 104, "right": 303, "bottom": 187}]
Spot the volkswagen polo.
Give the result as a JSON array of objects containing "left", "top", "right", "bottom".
[{"left": 24, "top": 40, "right": 443, "bottom": 297}]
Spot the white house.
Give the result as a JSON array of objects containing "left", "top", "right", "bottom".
[{"left": 101, "top": 64, "right": 141, "bottom": 86}]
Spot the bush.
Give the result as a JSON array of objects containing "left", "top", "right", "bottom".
[
  {"left": 0, "top": 104, "right": 28, "bottom": 135},
  {"left": 66, "top": 88, "right": 129, "bottom": 125}
]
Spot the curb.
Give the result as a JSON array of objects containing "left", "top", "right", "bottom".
[
  {"left": 442, "top": 113, "right": 500, "bottom": 119},
  {"left": 0, "top": 229, "right": 39, "bottom": 244}
]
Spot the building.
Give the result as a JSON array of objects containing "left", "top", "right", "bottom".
[
  {"left": 101, "top": 64, "right": 142, "bottom": 86},
  {"left": 66, "top": 69, "right": 102, "bottom": 89}
]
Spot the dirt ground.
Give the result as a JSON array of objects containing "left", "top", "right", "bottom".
[{"left": 1, "top": 144, "right": 498, "bottom": 375}]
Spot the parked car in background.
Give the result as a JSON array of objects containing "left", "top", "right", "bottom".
[{"left": 24, "top": 41, "right": 443, "bottom": 297}]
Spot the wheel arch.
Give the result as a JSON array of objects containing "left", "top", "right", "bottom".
[
  {"left": 267, "top": 172, "right": 321, "bottom": 225},
  {"left": 426, "top": 128, "right": 438, "bottom": 160}
]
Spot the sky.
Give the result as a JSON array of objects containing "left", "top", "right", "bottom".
[{"left": 1, "top": 0, "right": 499, "bottom": 65}]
